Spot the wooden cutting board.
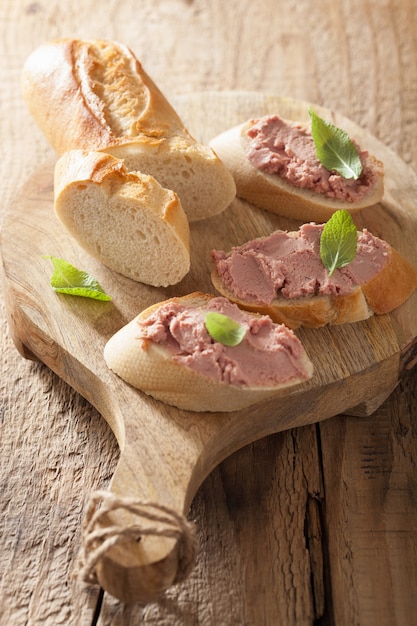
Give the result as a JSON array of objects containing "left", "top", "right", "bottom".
[{"left": 2, "top": 92, "right": 417, "bottom": 604}]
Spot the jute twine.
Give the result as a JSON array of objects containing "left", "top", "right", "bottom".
[{"left": 73, "top": 490, "right": 198, "bottom": 587}]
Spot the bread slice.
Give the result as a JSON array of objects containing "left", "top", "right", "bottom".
[
  {"left": 209, "top": 117, "right": 384, "bottom": 222},
  {"left": 54, "top": 150, "right": 190, "bottom": 287},
  {"left": 210, "top": 227, "right": 417, "bottom": 329},
  {"left": 103, "top": 293, "right": 314, "bottom": 412},
  {"left": 211, "top": 274, "right": 371, "bottom": 329},
  {"left": 22, "top": 38, "right": 236, "bottom": 222}
]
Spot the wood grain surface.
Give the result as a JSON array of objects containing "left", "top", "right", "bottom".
[{"left": 1, "top": 1, "right": 417, "bottom": 625}]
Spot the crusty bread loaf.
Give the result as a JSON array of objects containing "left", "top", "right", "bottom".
[
  {"left": 22, "top": 38, "right": 236, "bottom": 222},
  {"left": 209, "top": 117, "right": 384, "bottom": 222},
  {"left": 104, "top": 293, "right": 314, "bottom": 412},
  {"left": 210, "top": 229, "right": 417, "bottom": 329},
  {"left": 54, "top": 150, "right": 190, "bottom": 287}
]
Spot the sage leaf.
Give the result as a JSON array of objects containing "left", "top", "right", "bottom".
[
  {"left": 205, "top": 312, "right": 246, "bottom": 347},
  {"left": 43, "top": 256, "right": 112, "bottom": 301},
  {"left": 309, "top": 107, "right": 363, "bottom": 180},
  {"left": 320, "top": 210, "right": 358, "bottom": 276}
]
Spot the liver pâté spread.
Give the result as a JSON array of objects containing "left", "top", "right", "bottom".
[
  {"left": 212, "top": 223, "right": 390, "bottom": 305},
  {"left": 137, "top": 296, "right": 311, "bottom": 386},
  {"left": 245, "top": 115, "right": 379, "bottom": 201}
]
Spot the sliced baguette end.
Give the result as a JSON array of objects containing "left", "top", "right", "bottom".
[{"left": 54, "top": 150, "right": 190, "bottom": 287}]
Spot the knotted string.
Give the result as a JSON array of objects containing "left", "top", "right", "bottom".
[{"left": 74, "top": 490, "right": 198, "bottom": 587}]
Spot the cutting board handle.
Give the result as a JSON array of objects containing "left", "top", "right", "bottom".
[{"left": 74, "top": 486, "right": 198, "bottom": 603}]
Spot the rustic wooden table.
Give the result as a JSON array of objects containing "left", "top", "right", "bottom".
[{"left": 1, "top": 2, "right": 417, "bottom": 625}]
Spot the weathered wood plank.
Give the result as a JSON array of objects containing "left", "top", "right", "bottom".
[{"left": 1, "top": 1, "right": 417, "bottom": 624}]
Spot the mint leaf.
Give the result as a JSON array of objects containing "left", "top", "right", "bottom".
[
  {"left": 205, "top": 312, "right": 246, "bottom": 347},
  {"left": 43, "top": 256, "right": 112, "bottom": 301},
  {"left": 309, "top": 107, "right": 363, "bottom": 180},
  {"left": 320, "top": 210, "right": 358, "bottom": 276}
]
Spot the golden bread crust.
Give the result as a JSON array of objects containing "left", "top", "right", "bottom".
[
  {"left": 361, "top": 247, "right": 417, "bottom": 314},
  {"left": 22, "top": 38, "right": 187, "bottom": 152}
]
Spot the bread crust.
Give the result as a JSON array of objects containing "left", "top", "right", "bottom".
[
  {"left": 361, "top": 246, "right": 417, "bottom": 314},
  {"left": 210, "top": 236, "right": 417, "bottom": 329},
  {"left": 209, "top": 119, "right": 384, "bottom": 222},
  {"left": 22, "top": 39, "right": 188, "bottom": 151},
  {"left": 103, "top": 292, "right": 314, "bottom": 412},
  {"left": 54, "top": 150, "right": 191, "bottom": 287},
  {"left": 22, "top": 38, "right": 236, "bottom": 221}
]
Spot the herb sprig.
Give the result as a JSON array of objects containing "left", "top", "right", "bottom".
[
  {"left": 43, "top": 256, "right": 112, "bottom": 301},
  {"left": 205, "top": 312, "right": 246, "bottom": 347},
  {"left": 319, "top": 210, "right": 358, "bottom": 276},
  {"left": 309, "top": 108, "right": 363, "bottom": 180}
]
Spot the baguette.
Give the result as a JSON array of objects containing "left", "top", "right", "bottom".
[
  {"left": 54, "top": 150, "right": 190, "bottom": 287},
  {"left": 209, "top": 115, "right": 384, "bottom": 222},
  {"left": 104, "top": 293, "right": 314, "bottom": 412},
  {"left": 22, "top": 38, "right": 236, "bottom": 222},
  {"left": 210, "top": 223, "right": 417, "bottom": 329}
]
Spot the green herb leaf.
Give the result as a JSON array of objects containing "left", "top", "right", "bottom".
[
  {"left": 309, "top": 107, "right": 363, "bottom": 180},
  {"left": 205, "top": 312, "right": 246, "bottom": 347},
  {"left": 319, "top": 210, "right": 358, "bottom": 276},
  {"left": 43, "top": 256, "right": 112, "bottom": 301}
]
